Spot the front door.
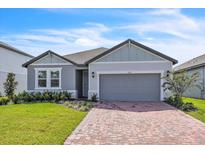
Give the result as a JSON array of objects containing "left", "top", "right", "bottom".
[{"left": 82, "top": 70, "right": 88, "bottom": 97}]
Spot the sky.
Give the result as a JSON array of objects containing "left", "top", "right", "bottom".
[{"left": 0, "top": 8, "right": 205, "bottom": 65}]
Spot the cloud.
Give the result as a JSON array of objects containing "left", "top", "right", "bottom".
[
  {"left": 13, "top": 34, "right": 68, "bottom": 44},
  {"left": 119, "top": 9, "right": 201, "bottom": 39},
  {"left": 115, "top": 9, "right": 205, "bottom": 64},
  {"left": 1, "top": 9, "right": 205, "bottom": 65},
  {"left": 0, "top": 22, "right": 121, "bottom": 56}
]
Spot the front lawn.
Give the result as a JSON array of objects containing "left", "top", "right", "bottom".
[
  {"left": 0, "top": 103, "right": 87, "bottom": 144},
  {"left": 183, "top": 97, "right": 205, "bottom": 123}
]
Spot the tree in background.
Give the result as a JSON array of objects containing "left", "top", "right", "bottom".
[
  {"left": 3, "top": 73, "right": 18, "bottom": 100},
  {"left": 162, "top": 71, "right": 200, "bottom": 106}
]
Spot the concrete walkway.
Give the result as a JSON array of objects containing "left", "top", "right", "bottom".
[{"left": 65, "top": 101, "right": 205, "bottom": 145}]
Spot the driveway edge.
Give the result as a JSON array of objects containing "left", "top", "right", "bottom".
[{"left": 64, "top": 108, "right": 95, "bottom": 145}]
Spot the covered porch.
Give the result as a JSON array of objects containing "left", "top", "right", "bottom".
[{"left": 76, "top": 69, "right": 88, "bottom": 99}]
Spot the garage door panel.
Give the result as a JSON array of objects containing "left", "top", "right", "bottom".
[{"left": 99, "top": 74, "right": 160, "bottom": 101}]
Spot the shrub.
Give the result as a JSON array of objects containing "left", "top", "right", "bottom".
[
  {"left": 34, "top": 92, "right": 43, "bottom": 101},
  {"left": 63, "top": 91, "right": 72, "bottom": 100},
  {"left": 0, "top": 97, "right": 10, "bottom": 105},
  {"left": 181, "top": 102, "right": 198, "bottom": 112},
  {"left": 12, "top": 91, "right": 72, "bottom": 104},
  {"left": 3, "top": 73, "right": 18, "bottom": 100},
  {"left": 12, "top": 95, "right": 19, "bottom": 104},
  {"left": 164, "top": 96, "right": 183, "bottom": 108},
  {"left": 164, "top": 96, "right": 197, "bottom": 112},
  {"left": 91, "top": 93, "right": 98, "bottom": 102}
]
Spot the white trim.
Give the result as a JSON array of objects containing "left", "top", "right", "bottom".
[
  {"left": 95, "top": 70, "right": 164, "bottom": 101},
  {"left": 34, "top": 68, "right": 62, "bottom": 70},
  {"left": 93, "top": 61, "right": 169, "bottom": 64},
  {"left": 31, "top": 63, "right": 72, "bottom": 66},
  {"left": 76, "top": 67, "right": 88, "bottom": 70},
  {"left": 34, "top": 67, "right": 62, "bottom": 90}
]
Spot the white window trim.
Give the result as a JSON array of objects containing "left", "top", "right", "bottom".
[
  {"left": 35, "top": 68, "right": 62, "bottom": 90},
  {"left": 31, "top": 63, "right": 72, "bottom": 66}
]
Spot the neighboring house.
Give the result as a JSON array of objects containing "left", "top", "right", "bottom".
[
  {"left": 175, "top": 54, "right": 205, "bottom": 99},
  {"left": 23, "top": 39, "right": 177, "bottom": 101},
  {"left": 0, "top": 42, "right": 33, "bottom": 95}
]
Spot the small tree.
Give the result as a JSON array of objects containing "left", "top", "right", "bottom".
[
  {"left": 3, "top": 73, "right": 18, "bottom": 100},
  {"left": 162, "top": 71, "right": 200, "bottom": 105}
]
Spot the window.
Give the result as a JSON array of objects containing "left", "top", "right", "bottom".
[
  {"left": 35, "top": 68, "right": 61, "bottom": 89},
  {"left": 37, "top": 71, "right": 47, "bottom": 88},
  {"left": 51, "top": 70, "right": 60, "bottom": 87}
]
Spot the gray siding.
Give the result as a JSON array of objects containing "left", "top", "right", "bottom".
[
  {"left": 27, "top": 65, "right": 76, "bottom": 90},
  {"left": 183, "top": 66, "right": 205, "bottom": 99},
  {"left": 97, "top": 44, "right": 164, "bottom": 62}
]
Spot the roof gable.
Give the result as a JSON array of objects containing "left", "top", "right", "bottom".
[
  {"left": 33, "top": 53, "right": 71, "bottom": 64},
  {"left": 86, "top": 39, "right": 178, "bottom": 65},
  {"left": 22, "top": 50, "right": 77, "bottom": 67},
  {"left": 96, "top": 43, "right": 165, "bottom": 62}
]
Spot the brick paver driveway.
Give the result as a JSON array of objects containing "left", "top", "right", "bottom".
[{"left": 64, "top": 101, "right": 205, "bottom": 144}]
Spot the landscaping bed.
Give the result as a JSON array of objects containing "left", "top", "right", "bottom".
[{"left": 0, "top": 103, "right": 87, "bottom": 144}]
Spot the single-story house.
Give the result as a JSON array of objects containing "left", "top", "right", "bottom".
[
  {"left": 0, "top": 41, "right": 33, "bottom": 95},
  {"left": 23, "top": 39, "right": 178, "bottom": 101},
  {"left": 175, "top": 53, "right": 205, "bottom": 99}
]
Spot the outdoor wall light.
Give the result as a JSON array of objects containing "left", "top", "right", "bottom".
[
  {"left": 166, "top": 70, "right": 170, "bottom": 77},
  {"left": 92, "top": 72, "right": 95, "bottom": 78}
]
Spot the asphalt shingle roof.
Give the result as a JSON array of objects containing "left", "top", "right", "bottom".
[
  {"left": 63, "top": 47, "right": 108, "bottom": 65},
  {"left": 22, "top": 39, "right": 178, "bottom": 67},
  {"left": 175, "top": 53, "right": 205, "bottom": 71}
]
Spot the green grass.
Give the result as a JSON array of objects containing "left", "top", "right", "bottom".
[
  {"left": 0, "top": 103, "right": 87, "bottom": 145},
  {"left": 183, "top": 97, "right": 205, "bottom": 123}
]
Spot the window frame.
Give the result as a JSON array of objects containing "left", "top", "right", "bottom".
[
  {"left": 37, "top": 70, "right": 47, "bottom": 88},
  {"left": 35, "top": 68, "right": 62, "bottom": 90}
]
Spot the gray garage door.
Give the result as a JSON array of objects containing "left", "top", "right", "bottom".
[{"left": 99, "top": 74, "right": 160, "bottom": 101}]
